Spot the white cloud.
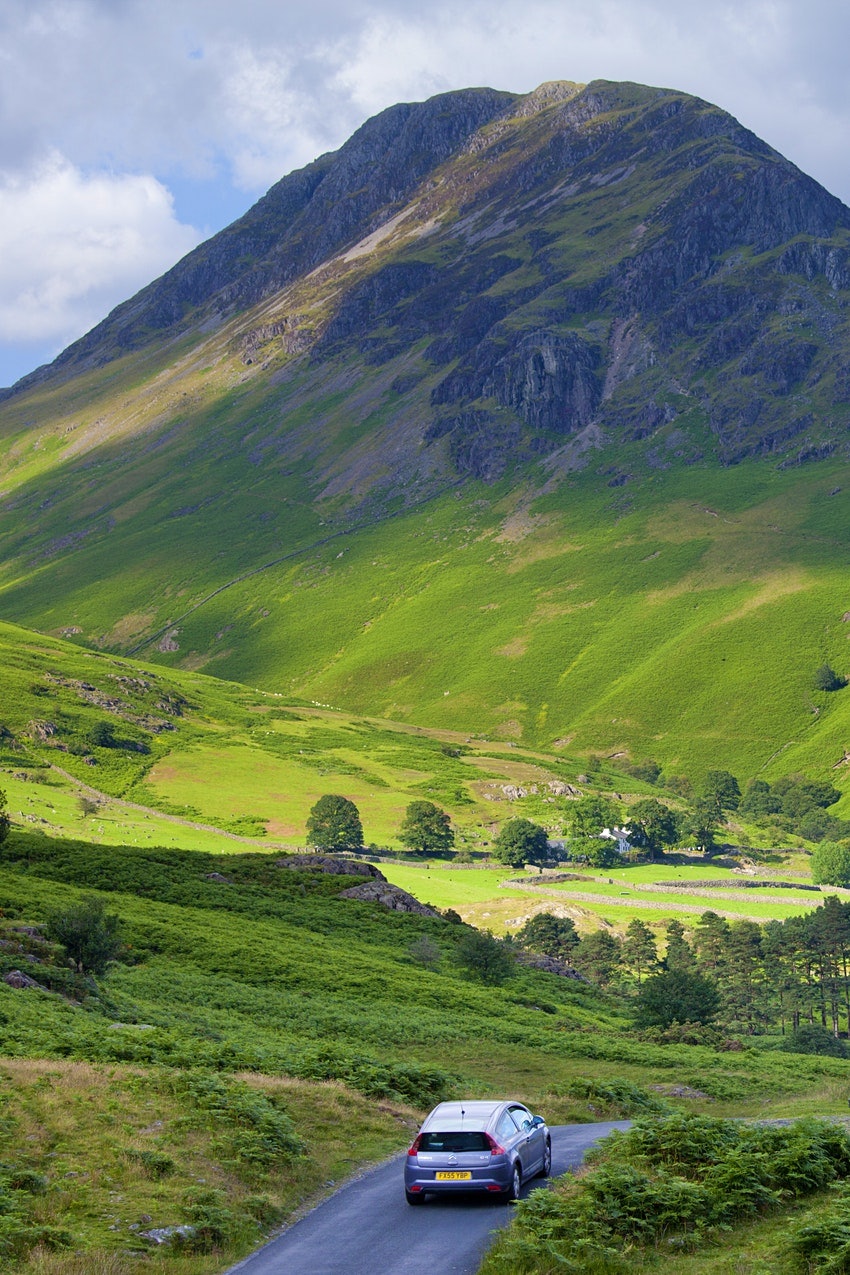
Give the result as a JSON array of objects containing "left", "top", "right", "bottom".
[{"left": 0, "top": 154, "right": 200, "bottom": 345}]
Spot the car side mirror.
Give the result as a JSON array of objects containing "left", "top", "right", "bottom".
[{"left": 531, "top": 1115, "right": 545, "bottom": 1127}]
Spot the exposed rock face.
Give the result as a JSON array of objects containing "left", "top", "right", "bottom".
[
  {"left": 338, "top": 881, "right": 440, "bottom": 916},
  {"left": 7, "top": 77, "right": 850, "bottom": 478},
  {"left": 275, "top": 855, "right": 385, "bottom": 878},
  {"left": 14, "top": 87, "right": 514, "bottom": 385}
]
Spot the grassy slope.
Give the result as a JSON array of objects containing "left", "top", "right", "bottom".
[
  {"left": 0, "top": 1058, "right": 419, "bottom": 1275},
  {"left": 1, "top": 87, "right": 850, "bottom": 782},
  {"left": 2, "top": 831, "right": 850, "bottom": 1273},
  {"left": 4, "top": 447, "right": 850, "bottom": 790}
]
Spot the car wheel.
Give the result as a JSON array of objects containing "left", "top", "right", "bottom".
[
  {"left": 505, "top": 1162, "right": 521, "bottom": 1202},
  {"left": 405, "top": 1189, "right": 425, "bottom": 1206},
  {"left": 540, "top": 1138, "right": 552, "bottom": 1178}
]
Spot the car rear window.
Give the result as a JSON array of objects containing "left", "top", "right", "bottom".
[{"left": 419, "top": 1131, "right": 490, "bottom": 1152}]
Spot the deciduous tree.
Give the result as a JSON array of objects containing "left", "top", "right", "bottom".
[
  {"left": 399, "top": 801, "right": 454, "bottom": 855},
  {"left": 306, "top": 794, "right": 364, "bottom": 852},
  {"left": 492, "top": 818, "right": 550, "bottom": 868},
  {"left": 628, "top": 799, "right": 679, "bottom": 859},
  {"left": 701, "top": 770, "right": 741, "bottom": 810},
  {"left": 811, "top": 841, "right": 850, "bottom": 888},
  {"left": 569, "top": 794, "right": 622, "bottom": 837}
]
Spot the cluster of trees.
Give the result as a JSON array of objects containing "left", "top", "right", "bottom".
[
  {"left": 306, "top": 794, "right": 455, "bottom": 855},
  {"left": 518, "top": 902, "right": 850, "bottom": 1046},
  {"left": 738, "top": 774, "right": 847, "bottom": 842}
]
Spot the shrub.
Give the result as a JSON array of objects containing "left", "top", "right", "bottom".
[
  {"left": 786, "top": 1186, "right": 850, "bottom": 1273},
  {"left": 407, "top": 935, "right": 441, "bottom": 968},
  {"left": 125, "top": 1148, "right": 176, "bottom": 1178},
  {"left": 482, "top": 1114, "right": 850, "bottom": 1274},
  {"left": 814, "top": 663, "right": 846, "bottom": 692},
  {"left": 177, "top": 1073, "right": 305, "bottom": 1170},
  {"left": 782, "top": 1024, "right": 849, "bottom": 1058},
  {"left": 45, "top": 896, "right": 122, "bottom": 975},
  {"left": 455, "top": 928, "right": 515, "bottom": 984},
  {"left": 552, "top": 1078, "right": 671, "bottom": 1119}
]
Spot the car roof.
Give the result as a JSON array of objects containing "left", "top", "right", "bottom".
[{"left": 422, "top": 1101, "right": 524, "bottom": 1131}]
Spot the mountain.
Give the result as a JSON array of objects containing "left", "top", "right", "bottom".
[{"left": 2, "top": 78, "right": 850, "bottom": 778}]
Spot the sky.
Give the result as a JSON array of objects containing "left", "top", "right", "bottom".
[{"left": 1, "top": 0, "right": 849, "bottom": 388}]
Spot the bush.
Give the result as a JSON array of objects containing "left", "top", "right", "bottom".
[
  {"left": 0, "top": 789, "right": 8, "bottom": 846},
  {"left": 45, "top": 896, "right": 122, "bottom": 975},
  {"left": 552, "top": 1078, "right": 671, "bottom": 1119},
  {"left": 125, "top": 1148, "right": 176, "bottom": 1178},
  {"left": 786, "top": 1186, "right": 850, "bottom": 1273},
  {"left": 782, "top": 1024, "right": 849, "bottom": 1058},
  {"left": 177, "top": 1073, "right": 304, "bottom": 1170},
  {"left": 814, "top": 664, "right": 847, "bottom": 692},
  {"left": 482, "top": 1114, "right": 850, "bottom": 1275},
  {"left": 455, "top": 928, "right": 515, "bottom": 984}
]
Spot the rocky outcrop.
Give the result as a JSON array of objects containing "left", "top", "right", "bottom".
[
  {"left": 338, "top": 881, "right": 440, "bottom": 916},
  {"left": 275, "top": 855, "right": 385, "bottom": 878},
  {"left": 3, "top": 969, "right": 47, "bottom": 990}
]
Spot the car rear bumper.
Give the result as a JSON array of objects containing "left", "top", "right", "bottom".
[{"left": 404, "top": 1167, "right": 511, "bottom": 1194}]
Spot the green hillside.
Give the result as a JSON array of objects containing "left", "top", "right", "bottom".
[
  {"left": 2, "top": 830, "right": 850, "bottom": 1273},
  {"left": 2, "top": 80, "right": 850, "bottom": 778}
]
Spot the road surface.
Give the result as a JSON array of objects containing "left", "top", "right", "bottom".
[{"left": 225, "top": 1120, "right": 629, "bottom": 1275}]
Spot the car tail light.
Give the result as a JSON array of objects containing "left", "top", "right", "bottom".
[
  {"left": 485, "top": 1134, "right": 506, "bottom": 1155},
  {"left": 407, "top": 1136, "right": 422, "bottom": 1156}
]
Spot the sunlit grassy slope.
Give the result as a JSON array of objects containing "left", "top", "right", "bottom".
[
  {"left": 0, "top": 618, "right": 614, "bottom": 848},
  {"left": 3, "top": 445, "right": 850, "bottom": 792}
]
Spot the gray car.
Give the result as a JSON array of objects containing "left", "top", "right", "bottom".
[{"left": 404, "top": 1099, "right": 551, "bottom": 1205}]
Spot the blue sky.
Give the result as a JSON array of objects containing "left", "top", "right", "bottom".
[{"left": 1, "top": 0, "right": 849, "bottom": 387}]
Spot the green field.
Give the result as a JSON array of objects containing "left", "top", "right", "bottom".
[{"left": 379, "top": 860, "right": 834, "bottom": 935}]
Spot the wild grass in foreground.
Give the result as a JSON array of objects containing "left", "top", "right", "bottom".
[
  {"left": 480, "top": 1111, "right": 850, "bottom": 1274},
  {"left": 0, "top": 1058, "right": 419, "bottom": 1275}
]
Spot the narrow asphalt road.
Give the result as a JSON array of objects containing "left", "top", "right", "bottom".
[{"left": 225, "top": 1121, "right": 630, "bottom": 1275}]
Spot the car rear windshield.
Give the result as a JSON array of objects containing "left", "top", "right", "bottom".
[{"left": 419, "top": 1132, "right": 490, "bottom": 1153}]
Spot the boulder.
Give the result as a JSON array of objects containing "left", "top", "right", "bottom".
[
  {"left": 338, "top": 881, "right": 440, "bottom": 916},
  {"left": 3, "top": 969, "right": 46, "bottom": 990}
]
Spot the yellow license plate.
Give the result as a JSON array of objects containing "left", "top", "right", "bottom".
[{"left": 435, "top": 1171, "right": 472, "bottom": 1181}]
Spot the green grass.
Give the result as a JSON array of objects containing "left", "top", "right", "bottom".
[{"left": 0, "top": 1057, "right": 421, "bottom": 1275}]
